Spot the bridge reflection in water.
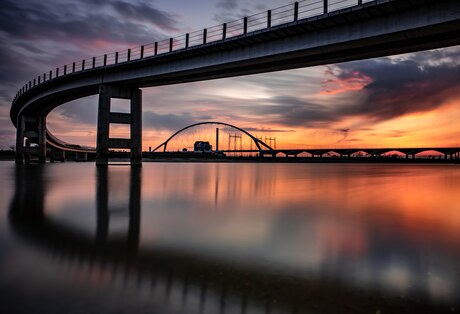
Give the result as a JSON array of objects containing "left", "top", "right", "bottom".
[
  {"left": 7, "top": 164, "right": 460, "bottom": 313},
  {"left": 9, "top": 165, "right": 295, "bottom": 314}
]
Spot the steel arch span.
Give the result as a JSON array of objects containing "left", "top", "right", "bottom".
[{"left": 152, "top": 121, "right": 273, "bottom": 153}]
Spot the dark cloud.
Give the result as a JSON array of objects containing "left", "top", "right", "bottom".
[
  {"left": 336, "top": 128, "right": 349, "bottom": 143},
  {"left": 253, "top": 4, "right": 267, "bottom": 11},
  {"left": 243, "top": 127, "right": 294, "bottom": 133},
  {"left": 216, "top": 0, "right": 239, "bottom": 11},
  {"left": 0, "top": 0, "right": 182, "bottom": 138},
  {"left": 335, "top": 55, "right": 460, "bottom": 122},
  {"left": 110, "top": 1, "right": 179, "bottom": 32},
  {"left": 255, "top": 95, "right": 337, "bottom": 127},
  {"left": 0, "top": 7, "right": 165, "bottom": 45},
  {"left": 243, "top": 48, "right": 460, "bottom": 130},
  {"left": 213, "top": 0, "right": 267, "bottom": 23},
  {"left": 54, "top": 97, "right": 99, "bottom": 125},
  {"left": 143, "top": 111, "right": 212, "bottom": 132},
  {"left": 0, "top": 130, "right": 15, "bottom": 136},
  {"left": 388, "top": 130, "right": 407, "bottom": 138},
  {"left": 0, "top": 48, "right": 36, "bottom": 105},
  {"left": 0, "top": 0, "right": 178, "bottom": 42}
]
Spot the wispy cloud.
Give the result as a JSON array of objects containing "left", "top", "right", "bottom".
[{"left": 216, "top": 0, "right": 239, "bottom": 11}]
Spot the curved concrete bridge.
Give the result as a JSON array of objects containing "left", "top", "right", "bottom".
[{"left": 10, "top": 0, "right": 460, "bottom": 165}]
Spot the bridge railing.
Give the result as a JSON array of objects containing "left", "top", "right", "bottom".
[{"left": 13, "top": 0, "right": 375, "bottom": 103}]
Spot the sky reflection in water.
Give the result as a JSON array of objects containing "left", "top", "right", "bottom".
[{"left": 1, "top": 162, "right": 460, "bottom": 313}]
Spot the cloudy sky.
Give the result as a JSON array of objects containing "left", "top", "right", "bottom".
[{"left": 1, "top": 0, "right": 460, "bottom": 151}]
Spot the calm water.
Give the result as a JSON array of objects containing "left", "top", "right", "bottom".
[{"left": 1, "top": 161, "right": 459, "bottom": 313}]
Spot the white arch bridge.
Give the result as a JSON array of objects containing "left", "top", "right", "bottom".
[
  {"left": 10, "top": 0, "right": 460, "bottom": 165},
  {"left": 149, "top": 121, "right": 460, "bottom": 160}
]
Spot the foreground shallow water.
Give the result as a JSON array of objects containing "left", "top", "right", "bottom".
[{"left": 1, "top": 161, "right": 459, "bottom": 313}]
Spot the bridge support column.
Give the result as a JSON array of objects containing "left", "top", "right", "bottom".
[
  {"left": 38, "top": 116, "right": 46, "bottom": 163},
  {"left": 15, "top": 115, "right": 25, "bottom": 164},
  {"left": 96, "top": 86, "right": 110, "bottom": 165},
  {"left": 130, "top": 88, "right": 142, "bottom": 166},
  {"left": 96, "top": 85, "right": 142, "bottom": 166},
  {"left": 24, "top": 139, "right": 31, "bottom": 163},
  {"left": 50, "top": 149, "right": 65, "bottom": 162},
  {"left": 76, "top": 152, "right": 88, "bottom": 161},
  {"left": 15, "top": 114, "right": 46, "bottom": 163}
]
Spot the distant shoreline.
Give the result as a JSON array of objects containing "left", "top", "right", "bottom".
[
  {"left": 1, "top": 152, "right": 458, "bottom": 164},
  {"left": 144, "top": 156, "right": 459, "bottom": 164}
]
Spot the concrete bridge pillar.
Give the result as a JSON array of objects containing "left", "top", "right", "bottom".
[
  {"left": 24, "top": 139, "right": 31, "bottom": 163},
  {"left": 15, "top": 115, "right": 25, "bottom": 164},
  {"left": 96, "top": 85, "right": 142, "bottom": 166},
  {"left": 50, "top": 149, "right": 65, "bottom": 162},
  {"left": 76, "top": 152, "right": 88, "bottom": 161},
  {"left": 38, "top": 116, "right": 46, "bottom": 163},
  {"left": 15, "top": 114, "right": 46, "bottom": 163}
]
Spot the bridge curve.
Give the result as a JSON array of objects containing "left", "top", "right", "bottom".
[
  {"left": 46, "top": 131, "right": 95, "bottom": 153},
  {"left": 10, "top": 0, "right": 460, "bottom": 164}
]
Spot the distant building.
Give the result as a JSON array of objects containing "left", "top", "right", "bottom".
[{"left": 194, "top": 141, "right": 212, "bottom": 152}]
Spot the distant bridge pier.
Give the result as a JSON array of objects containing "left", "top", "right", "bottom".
[
  {"left": 96, "top": 85, "right": 142, "bottom": 166},
  {"left": 38, "top": 116, "right": 46, "bottom": 163},
  {"left": 14, "top": 115, "right": 24, "bottom": 164},
  {"left": 15, "top": 115, "right": 47, "bottom": 164},
  {"left": 49, "top": 149, "right": 65, "bottom": 162},
  {"left": 405, "top": 152, "right": 414, "bottom": 159},
  {"left": 260, "top": 151, "right": 277, "bottom": 158},
  {"left": 76, "top": 152, "right": 88, "bottom": 161},
  {"left": 24, "top": 139, "right": 31, "bottom": 163}
]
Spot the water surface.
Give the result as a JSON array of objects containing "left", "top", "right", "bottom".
[{"left": 1, "top": 162, "right": 459, "bottom": 313}]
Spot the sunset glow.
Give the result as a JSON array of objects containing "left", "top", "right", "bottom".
[{"left": 1, "top": 0, "right": 460, "bottom": 151}]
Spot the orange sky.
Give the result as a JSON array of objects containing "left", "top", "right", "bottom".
[
  {"left": 2, "top": 0, "right": 459, "bottom": 151},
  {"left": 46, "top": 48, "right": 460, "bottom": 151}
]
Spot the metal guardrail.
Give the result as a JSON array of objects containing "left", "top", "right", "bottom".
[{"left": 13, "top": 0, "right": 374, "bottom": 103}]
